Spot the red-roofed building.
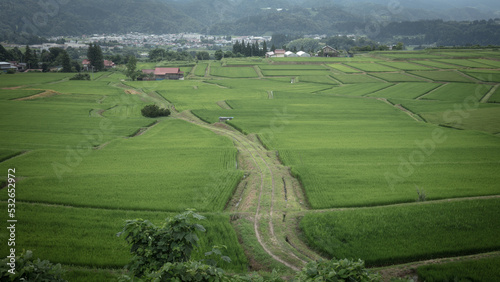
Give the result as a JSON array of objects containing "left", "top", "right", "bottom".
[
  {"left": 104, "top": 60, "right": 115, "bottom": 69},
  {"left": 142, "top": 67, "right": 184, "bottom": 80},
  {"left": 82, "top": 59, "right": 115, "bottom": 70},
  {"left": 82, "top": 59, "right": 91, "bottom": 71}
]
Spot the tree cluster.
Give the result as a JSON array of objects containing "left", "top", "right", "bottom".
[
  {"left": 232, "top": 40, "right": 268, "bottom": 57},
  {"left": 0, "top": 44, "right": 80, "bottom": 72},
  {"left": 141, "top": 105, "right": 171, "bottom": 118},
  {"left": 149, "top": 48, "right": 194, "bottom": 62},
  {"left": 87, "top": 43, "right": 104, "bottom": 71}
]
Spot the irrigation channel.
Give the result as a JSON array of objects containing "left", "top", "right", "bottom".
[{"left": 129, "top": 86, "right": 500, "bottom": 278}]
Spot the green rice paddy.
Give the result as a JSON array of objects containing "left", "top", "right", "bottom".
[{"left": 1, "top": 50, "right": 499, "bottom": 279}]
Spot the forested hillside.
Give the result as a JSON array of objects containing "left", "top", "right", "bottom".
[{"left": 1, "top": 0, "right": 500, "bottom": 46}]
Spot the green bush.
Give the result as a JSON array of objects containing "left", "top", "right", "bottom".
[
  {"left": 70, "top": 73, "right": 90, "bottom": 80},
  {"left": 293, "top": 258, "right": 381, "bottom": 282},
  {"left": 117, "top": 210, "right": 206, "bottom": 277},
  {"left": 7, "top": 69, "right": 16, "bottom": 74},
  {"left": 141, "top": 104, "right": 171, "bottom": 118},
  {"left": 0, "top": 250, "right": 66, "bottom": 282}
]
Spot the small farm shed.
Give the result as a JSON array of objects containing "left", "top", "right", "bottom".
[{"left": 274, "top": 49, "right": 286, "bottom": 58}]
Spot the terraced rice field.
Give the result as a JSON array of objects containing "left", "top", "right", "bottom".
[
  {"left": 461, "top": 69, "right": 500, "bottom": 82},
  {"left": 344, "top": 62, "right": 398, "bottom": 72},
  {"left": 330, "top": 73, "right": 383, "bottom": 83},
  {"left": 409, "top": 70, "right": 476, "bottom": 82},
  {"left": 300, "top": 198, "right": 500, "bottom": 266},
  {"left": 377, "top": 61, "right": 434, "bottom": 71},
  {"left": 210, "top": 66, "right": 259, "bottom": 78},
  {"left": 411, "top": 60, "right": 460, "bottom": 69},
  {"left": 420, "top": 83, "right": 492, "bottom": 102},
  {"left": 369, "top": 72, "right": 427, "bottom": 82},
  {"left": 433, "top": 59, "right": 494, "bottom": 68},
  {"left": 327, "top": 64, "right": 363, "bottom": 73},
  {"left": 1, "top": 50, "right": 499, "bottom": 280},
  {"left": 366, "top": 83, "right": 441, "bottom": 99}
]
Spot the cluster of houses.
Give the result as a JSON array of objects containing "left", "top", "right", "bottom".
[
  {"left": 266, "top": 46, "right": 352, "bottom": 58},
  {"left": 266, "top": 49, "right": 311, "bottom": 58},
  {"left": 0, "top": 61, "right": 32, "bottom": 72}
]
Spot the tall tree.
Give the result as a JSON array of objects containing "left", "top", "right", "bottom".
[
  {"left": 214, "top": 50, "right": 223, "bottom": 60},
  {"left": 87, "top": 43, "right": 104, "bottom": 71},
  {"left": 0, "top": 44, "right": 11, "bottom": 61},
  {"left": 24, "top": 45, "right": 32, "bottom": 68},
  {"left": 262, "top": 41, "right": 268, "bottom": 56},
  {"left": 61, "top": 50, "right": 72, "bottom": 72},
  {"left": 125, "top": 55, "right": 138, "bottom": 81}
]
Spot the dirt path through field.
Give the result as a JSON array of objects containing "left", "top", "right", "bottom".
[{"left": 173, "top": 110, "right": 319, "bottom": 271}]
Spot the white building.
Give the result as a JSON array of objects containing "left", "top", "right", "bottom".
[{"left": 297, "top": 51, "right": 311, "bottom": 57}]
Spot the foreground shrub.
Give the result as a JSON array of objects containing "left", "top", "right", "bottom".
[
  {"left": 117, "top": 210, "right": 206, "bottom": 277},
  {"left": 294, "top": 258, "right": 381, "bottom": 282},
  {"left": 70, "top": 73, "right": 90, "bottom": 80},
  {"left": 141, "top": 104, "right": 171, "bottom": 118},
  {"left": 0, "top": 250, "right": 66, "bottom": 282}
]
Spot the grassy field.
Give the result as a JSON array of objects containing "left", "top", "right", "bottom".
[
  {"left": 195, "top": 94, "right": 500, "bottom": 209},
  {"left": 194, "top": 63, "right": 208, "bottom": 76},
  {"left": 1, "top": 50, "right": 500, "bottom": 279},
  {"left": 0, "top": 72, "right": 71, "bottom": 87},
  {"left": 377, "top": 61, "right": 435, "bottom": 71},
  {"left": 1, "top": 119, "right": 242, "bottom": 211},
  {"left": 409, "top": 70, "right": 476, "bottom": 82},
  {"left": 461, "top": 69, "right": 500, "bottom": 82},
  {"left": 373, "top": 52, "right": 442, "bottom": 59},
  {"left": 321, "top": 83, "right": 392, "bottom": 96},
  {"left": 330, "top": 73, "right": 384, "bottom": 83},
  {"left": 300, "top": 198, "right": 500, "bottom": 266},
  {"left": 210, "top": 66, "right": 259, "bottom": 78},
  {"left": 366, "top": 83, "right": 441, "bottom": 99},
  {"left": 411, "top": 60, "right": 459, "bottom": 69},
  {"left": 434, "top": 59, "right": 494, "bottom": 68},
  {"left": 417, "top": 256, "right": 500, "bottom": 281},
  {"left": 489, "top": 86, "right": 500, "bottom": 103},
  {"left": 261, "top": 69, "right": 333, "bottom": 77},
  {"left": 344, "top": 62, "right": 398, "bottom": 72},
  {"left": 298, "top": 75, "right": 338, "bottom": 85},
  {"left": 369, "top": 72, "right": 427, "bottom": 82},
  {"left": 421, "top": 82, "right": 491, "bottom": 102},
  {"left": 0, "top": 202, "right": 248, "bottom": 272},
  {"left": 470, "top": 58, "right": 500, "bottom": 68},
  {"left": 259, "top": 64, "right": 328, "bottom": 70},
  {"left": 327, "top": 64, "right": 363, "bottom": 73}
]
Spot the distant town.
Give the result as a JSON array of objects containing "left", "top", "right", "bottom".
[{"left": 1, "top": 32, "right": 334, "bottom": 56}]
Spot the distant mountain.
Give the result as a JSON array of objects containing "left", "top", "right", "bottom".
[
  {"left": 0, "top": 0, "right": 201, "bottom": 41},
  {"left": 1, "top": 0, "right": 499, "bottom": 43}
]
